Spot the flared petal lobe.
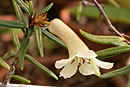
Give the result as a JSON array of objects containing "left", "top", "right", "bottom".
[
  {"left": 93, "top": 58, "right": 113, "bottom": 69},
  {"left": 79, "top": 59, "right": 95, "bottom": 75},
  {"left": 55, "top": 58, "right": 73, "bottom": 69},
  {"left": 59, "top": 58, "right": 78, "bottom": 79}
]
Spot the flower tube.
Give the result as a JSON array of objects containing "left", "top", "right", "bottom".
[{"left": 48, "top": 19, "right": 113, "bottom": 79}]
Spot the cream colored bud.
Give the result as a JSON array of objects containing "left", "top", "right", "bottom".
[{"left": 48, "top": 18, "right": 89, "bottom": 57}]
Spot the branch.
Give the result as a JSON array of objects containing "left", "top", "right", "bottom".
[
  {"left": 91, "top": 0, "right": 130, "bottom": 45},
  {"left": 82, "top": 0, "right": 104, "bottom": 7},
  {"left": 3, "top": 58, "right": 17, "bottom": 85},
  {"left": 82, "top": 0, "right": 95, "bottom": 6}
]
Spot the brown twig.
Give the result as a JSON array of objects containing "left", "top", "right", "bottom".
[
  {"left": 82, "top": 0, "right": 104, "bottom": 7},
  {"left": 122, "top": 34, "right": 130, "bottom": 40},
  {"left": 91, "top": 0, "right": 130, "bottom": 45},
  {"left": 2, "top": 58, "right": 17, "bottom": 85},
  {"left": 82, "top": 0, "right": 95, "bottom": 6}
]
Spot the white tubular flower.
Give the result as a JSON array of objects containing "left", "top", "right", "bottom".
[{"left": 48, "top": 18, "right": 114, "bottom": 79}]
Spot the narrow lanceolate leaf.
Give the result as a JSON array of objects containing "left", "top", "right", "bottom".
[
  {"left": 18, "top": 35, "right": 30, "bottom": 70},
  {"left": 29, "top": 0, "right": 34, "bottom": 16},
  {"left": 25, "top": 54, "right": 58, "bottom": 80},
  {"left": 40, "top": 3, "right": 53, "bottom": 14},
  {"left": 12, "top": 0, "right": 27, "bottom": 28},
  {"left": 12, "top": 0, "right": 22, "bottom": 22},
  {"left": 18, "top": 30, "right": 32, "bottom": 70},
  {"left": 2, "top": 50, "right": 16, "bottom": 60},
  {"left": 0, "top": 20, "right": 25, "bottom": 28},
  {"left": 24, "top": 0, "right": 29, "bottom": 5},
  {"left": 0, "top": 58, "right": 10, "bottom": 70},
  {"left": 99, "top": 65, "right": 130, "bottom": 79},
  {"left": 128, "top": 77, "right": 130, "bottom": 87},
  {"left": 18, "top": 37, "right": 29, "bottom": 70},
  {"left": 76, "top": 2, "right": 83, "bottom": 20},
  {"left": 11, "top": 30, "right": 20, "bottom": 50},
  {"left": 80, "top": 30, "right": 128, "bottom": 46},
  {"left": 34, "top": 26, "right": 44, "bottom": 57},
  {"left": 42, "top": 29, "right": 66, "bottom": 48},
  {"left": 15, "top": 0, "right": 30, "bottom": 15},
  {"left": 11, "top": 75, "right": 31, "bottom": 83},
  {"left": 96, "top": 46, "right": 130, "bottom": 60},
  {"left": 108, "top": 0, "right": 120, "bottom": 7},
  {"left": 69, "top": 4, "right": 130, "bottom": 24},
  {"left": 116, "top": 0, "right": 130, "bottom": 10}
]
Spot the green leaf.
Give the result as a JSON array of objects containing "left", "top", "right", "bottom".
[
  {"left": 0, "top": 20, "right": 25, "bottom": 28},
  {"left": 40, "top": 3, "right": 53, "bottom": 14},
  {"left": 24, "top": 0, "right": 29, "bottom": 5},
  {"left": 12, "top": 0, "right": 23, "bottom": 22},
  {"left": 69, "top": 4, "right": 130, "bottom": 24},
  {"left": 25, "top": 54, "right": 58, "bottom": 80},
  {"left": 34, "top": 26, "right": 44, "bottom": 57},
  {"left": 99, "top": 65, "right": 130, "bottom": 79},
  {"left": 0, "top": 58, "right": 10, "bottom": 70},
  {"left": 96, "top": 46, "right": 130, "bottom": 60},
  {"left": 116, "top": 0, "right": 130, "bottom": 10},
  {"left": 15, "top": 0, "right": 30, "bottom": 15},
  {"left": 18, "top": 37, "right": 29, "bottom": 70},
  {"left": 0, "top": 27, "right": 10, "bottom": 35},
  {"left": 128, "top": 77, "right": 130, "bottom": 87},
  {"left": 18, "top": 30, "right": 32, "bottom": 70},
  {"left": 11, "top": 30, "right": 21, "bottom": 50},
  {"left": 42, "top": 29, "right": 66, "bottom": 48},
  {"left": 76, "top": 2, "right": 83, "bottom": 20},
  {"left": 80, "top": 30, "right": 128, "bottom": 46},
  {"left": 11, "top": 75, "right": 31, "bottom": 83},
  {"left": 108, "top": 0, "right": 120, "bottom": 7},
  {"left": 29, "top": 0, "right": 34, "bottom": 16},
  {"left": 12, "top": 0, "right": 27, "bottom": 28},
  {"left": 2, "top": 50, "right": 16, "bottom": 60}
]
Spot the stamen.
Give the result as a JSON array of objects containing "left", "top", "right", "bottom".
[
  {"left": 84, "top": 58, "right": 91, "bottom": 64},
  {"left": 42, "top": 21, "right": 50, "bottom": 25},
  {"left": 83, "top": 59, "right": 85, "bottom": 64},
  {"left": 71, "top": 59, "right": 75, "bottom": 64},
  {"left": 78, "top": 63, "right": 81, "bottom": 67}
]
